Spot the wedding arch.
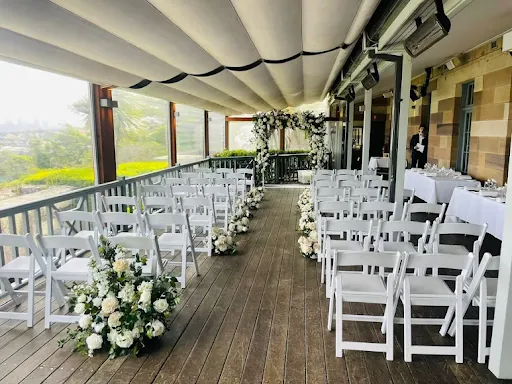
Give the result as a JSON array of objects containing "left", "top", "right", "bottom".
[{"left": 251, "top": 110, "right": 329, "bottom": 178}]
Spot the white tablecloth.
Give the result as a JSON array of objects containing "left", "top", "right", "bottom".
[
  {"left": 446, "top": 188, "right": 505, "bottom": 240},
  {"left": 368, "top": 157, "right": 390, "bottom": 170},
  {"left": 298, "top": 170, "right": 312, "bottom": 184},
  {"left": 404, "top": 170, "right": 481, "bottom": 204}
]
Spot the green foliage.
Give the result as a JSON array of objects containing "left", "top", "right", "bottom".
[
  {"left": 0, "top": 152, "right": 35, "bottom": 181},
  {"left": 213, "top": 149, "right": 307, "bottom": 158},
  {"left": 2, "top": 162, "right": 168, "bottom": 188}
]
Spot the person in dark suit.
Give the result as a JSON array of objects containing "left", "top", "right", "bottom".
[{"left": 410, "top": 125, "right": 428, "bottom": 168}]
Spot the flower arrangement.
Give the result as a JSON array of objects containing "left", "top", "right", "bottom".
[
  {"left": 228, "top": 201, "right": 251, "bottom": 234},
  {"left": 246, "top": 187, "right": 264, "bottom": 210},
  {"left": 299, "top": 210, "right": 316, "bottom": 235},
  {"left": 301, "top": 112, "right": 328, "bottom": 170},
  {"left": 298, "top": 230, "right": 319, "bottom": 259},
  {"left": 297, "top": 188, "right": 312, "bottom": 210},
  {"left": 252, "top": 110, "right": 327, "bottom": 181},
  {"left": 484, "top": 178, "right": 498, "bottom": 189},
  {"left": 211, "top": 227, "right": 237, "bottom": 255},
  {"left": 58, "top": 237, "right": 179, "bottom": 358}
]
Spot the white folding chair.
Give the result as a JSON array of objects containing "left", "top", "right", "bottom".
[
  {"left": 0, "top": 234, "right": 65, "bottom": 327},
  {"left": 361, "top": 175, "right": 383, "bottom": 185},
  {"left": 180, "top": 196, "right": 215, "bottom": 257},
  {"left": 36, "top": 234, "right": 101, "bottom": 328},
  {"left": 375, "top": 220, "right": 429, "bottom": 262},
  {"left": 315, "top": 180, "right": 339, "bottom": 189},
  {"left": 358, "top": 201, "right": 398, "bottom": 222},
  {"left": 427, "top": 221, "right": 487, "bottom": 278},
  {"left": 315, "top": 170, "right": 334, "bottom": 176},
  {"left": 142, "top": 196, "right": 175, "bottom": 214},
  {"left": 194, "top": 167, "right": 212, "bottom": 174},
  {"left": 101, "top": 195, "right": 139, "bottom": 213},
  {"left": 313, "top": 174, "right": 334, "bottom": 183},
  {"left": 328, "top": 250, "right": 403, "bottom": 360},
  {"left": 401, "top": 252, "right": 474, "bottom": 363},
  {"left": 443, "top": 253, "right": 498, "bottom": 363},
  {"left": 314, "top": 187, "right": 346, "bottom": 206},
  {"left": 236, "top": 168, "right": 255, "bottom": 189},
  {"left": 164, "top": 177, "right": 187, "bottom": 186},
  {"left": 335, "top": 174, "right": 357, "bottom": 182},
  {"left": 227, "top": 173, "right": 247, "bottom": 199},
  {"left": 203, "top": 185, "right": 232, "bottom": 230},
  {"left": 214, "top": 168, "right": 233, "bottom": 177},
  {"left": 214, "top": 178, "right": 239, "bottom": 206},
  {"left": 96, "top": 211, "right": 145, "bottom": 237},
  {"left": 335, "top": 169, "right": 356, "bottom": 176},
  {"left": 140, "top": 184, "right": 170, "bottom": 197},
  {"left": 181, "top": 172, "right": 201, "bottom": 179},
  {"left": 107, "top": 235, "right": 165, "bottom": 278},
  {"left": 340, "top": 180, "right": 364, "bottom": 189},
  {"left": 144, "top": 212, "right": 199, "bottom": 288},
  {"left": 401, "top": 202, "right": 447, "bottom": 223},
  {"left": 323, "top": 219, "right": 373, "bottom": 298},
  {"left": 170, "top": 186, "right": 199, "bottom": 207},
  {"left": 316, "top": 200, "right": 354, "bottom": 266},
  {"left": 54, "top": 209, "right": 99, "bottom": 241},
  {"left": 403, "top": 188, "right": 415, "bottom": 205}
]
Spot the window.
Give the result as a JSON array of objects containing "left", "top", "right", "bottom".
[
  {"left": 456, "top": 81, "right": 475, "bottom": 173},
  {"left": 112, "top": 89, "right": 169, "bottom": 176},
  {"left": 176, "top": 105, "right": 204, "bottom": 164},
  {"left": 0, "top": 60, "right": 93, "bottom": 206},
  {"left": 208, "top": 112, "right": 225, "bottom": 156},
  {"left": 228, "top": 121, "right": 256, "bottom": 151},
  {"left": 285, "top": 129, "right": 309, "bottom": 151}
]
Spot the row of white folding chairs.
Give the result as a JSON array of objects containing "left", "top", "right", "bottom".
[
  {"left": 320, "top": 215, "right": 487, "bottom": 298},
  {"left": 327, "top": 249, "right": 499, "bottom": 363},
  {"left": 315, "top": 169, "right": 377, "bottom": 177},
  {"left": 158, "top": 177, "right": 245, "bottom": 202},
  {"left": 0, "top": 229, "right": 181, "bottom": 328},
  {"left": 182, "top": 167, "right": 255, "bottom": 188},
  {"left": 314, "top": 184, "right": 415, "bottom": 206}
]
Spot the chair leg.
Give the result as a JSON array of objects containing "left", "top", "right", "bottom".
[
  {"left": 477, "top": 301, "right": 487, "bottom": 364},
  {"left": 327, "top": 289, "right": 334, "bottom": 331},
  {"left": 440, "top": 304, "right": 456, "bottom": 337},
  {"left": 181, "top": 245, "right": 187, "bottom": 289},
  {"left": 386, "top": 281, "right": 394, "bottom": 361},
  {"left": 335, "top": 276, "right": 343, "bottom": 358},
  {"left": 321, "top": 253, "right": 325, "bottom": 284},
  {"left": 326, "top": 253, "right": 332, "bottom": 299},
  {"left": 455, "top": 285, "right": 464, "bottom": 363},
  {"left": 403, "top": 282, "right": 412, "bottom": 362},
  {"left": 44, "top": 266, "right": 53, "bottom": 329},
  {"left": 27, "top": 273, "right": 35, "bottom": 328},
  {"left": 207, "top": 225, "right": 212, "bottom": 257},
  {"left": 0, "top": 277, "right": 23, "bottom": 306}
]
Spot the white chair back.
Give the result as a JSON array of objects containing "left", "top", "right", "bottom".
[
  {"left": 194, "top": 167, "right": 212, "bottom": 174},
  {"left": 96, "top": 211, "right": 144, "bottom": 236},
  {"left": 323, "top": 218, "right": 374, "bottom": 244},
  {"left": 140, "top": 185, "right": 169, "bottom": 197},
  {"left": 402, "top": 202, "right": 447, "bottom": 222},
  {"left": 335, "top": 174, "right": 356, "bottom": 182},
  {"left": 315, "top": 180, "right": 339, "bottom": 189},
  {"left": 335, "top": 169, "right": 356, "bottom": 176},
  {"left": 171, "top": 185, "right": 198, "bottom": 197},
  {"left": 164, "top": 177, "right": 187, "bottom": 186},
  {"left": 429, "top": 221, "right": 487, "bottom": 251},
  {"left": 36, "top": 234, "right": 101, "bottom": 263},
  {"left": 377, "top": 220, "right": 430, "bottom": 245},
  {"left": 54, "top": 210, "right": 99, "bottom": 237},
  {"left": 102, "top": 195, "right": 139, "bottom": 213},
  {"left": 313, "top": 174, "right": 333, "bottom": 182},
  {"left": 107, "top": 235, "right": 163, "bottom": 277},
  {"left": 340, "top": 180, "right": 364, "bottom": 189},
  {"left": 181, "top": 172, "right": 201, "bottom": 179},
  {"left": 358, "top": 201, "right": 398, "bottom": 221},
  {"left": 142, "top": 196, "right": 175, "bottom": 213}
]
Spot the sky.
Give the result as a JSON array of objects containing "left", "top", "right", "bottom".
[{"left": 0, "top": 60, "right": 88, "bottom": 127}]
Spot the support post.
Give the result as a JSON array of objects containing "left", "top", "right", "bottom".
[
  {"left": 279, "top": 128, "right": 285, "bottom": 151},
  {"left": 204, "top": 110, "right": 210, "bottom": 157},
  {"left": 394, "top": 53, "right": 412, "bottom": 208},
  {"left": 224, "top": 117, "right": 229, "bottom": 150},
  {"left": 346, "top": 102, "right": 354, "bottom": 170},
  {"left": 489, "top": 143, "right": 512, "bottom": 379},
  {"left": 91, "top": 84, "right": 116, "bottom": 184},
  {"left": 170, "top": 102, "right": 177, "bottom": 166},
  {"left": 361, "top": 88, "right": 373, "bottom": 173}
]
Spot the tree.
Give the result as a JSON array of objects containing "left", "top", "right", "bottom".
[{"left": 0, "top": 151, "right": 34, "bottom": 181}]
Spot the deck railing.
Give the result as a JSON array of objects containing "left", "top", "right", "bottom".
[{"left": 0, "top": 153, "right": 316, "bottom": 296}]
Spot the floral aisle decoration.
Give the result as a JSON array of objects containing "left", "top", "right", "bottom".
[
  {"left": 301, "top": 112, "right": 328, "bottom": 170},
  {"left": 58, "top": 238, "right": 179, "bottom": 358},
  {"left": 296, "top": 188, "right": 319, "bottom": 259},
  {"left": 246, "top": 187, "right": 264, "bottom": 210},
  {"left": 228, "top": 200, "right": 251, "bottom": 234},
  {"left": 211, "top": 227, "right": 237, "bottom": 255}
]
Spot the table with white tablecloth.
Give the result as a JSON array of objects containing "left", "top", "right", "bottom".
[
  {"left": 404, "top": 169, "right": 481, "bottom": 204},
  {"left": 368, "top": 157, "right": 389, "bottom": 170},
  {"left": 446, "top": 187, "right": 505, "bottom": 240}
]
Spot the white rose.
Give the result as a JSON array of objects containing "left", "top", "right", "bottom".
[
  {"left": 228, "top": 223, "right": 236, "bottom": 231},
  {"left": 94, "top": 322, "right": 105, "bottom": 333},
  {"left": 74, "top": 303, "right": 85, "bottom": 315},
  {"left": 107, "top": 330, "right": 118, "bottom": 344},
  {"left": 151, "top": 320, "right": 165, "bottom": 337},
  {"left": 101, "top": 296, "right": 119, "bottom": 316},
  {"left": 241, "top": 217, "right": 249, "bottom": 225},
  {"left": 79, "top": 314, "right": 93, "bottom": 329},
  {"left": 139, "top": 290, "right": 152, "bottom": 309},
  {"left": 132, "top": 327, "right": 141, "bottom": 339},
  {"left": 116, "top": 330, "right": 134, "bottom": 349},
  {"left": 226, "top": 236, "right": 233, "bottom": 245},
  {"left": 108, "top": 311, "right": 122, "bottom": 328},
  {"left": 153, "top": 299, "right": 169, "bottom": 313},
  {"left": 92, "top": 297, "right": 102, "bottom": 308},
  {"left": 138, "top": 281, "right": 153, "bottom": 292},
  {"left": 77, "top": 294, "right": 87, "bottom": 303},
  {"left": 86, "top": 333, "right": 103, "bottom": 355},
  {"left": 309, "top": 230, "right": 318, "bottom": 241},
  {"left": 112, "top": 259, "right": 130, "bottom": 274},
  {"left": 118, "top": 283, "right": 135, "bottom": 303}
]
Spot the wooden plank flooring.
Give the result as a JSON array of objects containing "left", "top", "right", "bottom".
[{"left": 0, "top": 188, "right": 511, "bottom": 383}]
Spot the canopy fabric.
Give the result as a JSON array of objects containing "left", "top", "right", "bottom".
[{"left": 0, "top": 0, "right": 379, "bottom": 114}]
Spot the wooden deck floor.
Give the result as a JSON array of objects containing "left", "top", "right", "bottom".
[{"left": 0, "top": 188, "right": 510, "bottom": 383}]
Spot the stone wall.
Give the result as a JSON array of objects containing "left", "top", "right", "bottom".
[{"left": 418, "top": 37, "right": 512, "bottom": 184}]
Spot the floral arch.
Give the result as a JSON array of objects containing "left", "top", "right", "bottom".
[{"left": 251, "top": 110, "right": 329, "bottom": 177}]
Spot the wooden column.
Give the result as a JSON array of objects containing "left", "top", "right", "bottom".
[
  {"left": 279, "top": 129, "right": 285, "bottom": 151},
  {"left": 224, "top": 117, "right": 229, "bottom": 150},
  {"left": 204, "top": 110, "right": 210, "bottom": 157},
  {"left": 91, "top": 84, "right": 116, "bottom": 184},
  {"left": 170, "top": 102, "right": 177, "bottom": 165}
]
